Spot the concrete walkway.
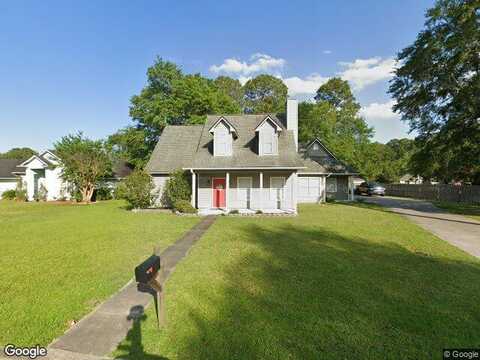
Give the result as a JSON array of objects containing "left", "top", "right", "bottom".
[
  {"left": 45, "top": 215, "right": 216, "bottom": 360},
  {"left": 359, "top": 196, "right": 480, "bottom": 258}
]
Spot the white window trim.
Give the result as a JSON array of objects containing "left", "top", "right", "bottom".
[
  {"left": 269, "top": 176, "right": 285, "bottom": 200},
  {"left": 237, "top": 177, "right": 252, "bottom": 200},
  {"left": 326, "top": 177, "right": 337, "bottom": 192}
]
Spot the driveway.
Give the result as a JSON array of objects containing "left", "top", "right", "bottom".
[{"left": 358, "top": 196, "right": 480, "bottom": 258}]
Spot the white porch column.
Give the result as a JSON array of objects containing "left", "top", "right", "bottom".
[
  {"left": 349, "top": 176, "right": 354, "bottom": 201},
  {"left": 191, "top": 170, "right": 196, "bottom": 208},
  {"left": 259, "top": 172, "right": 263, "bottom": 210},
  {"left": 323, "top": 176, "right": 327, "bottom": 202},
  {"left": 225, "top": 172, "right": 230, "bottom": 211},
  {"left": 292, "top": 172, "right": 297, "bottom": 212}
]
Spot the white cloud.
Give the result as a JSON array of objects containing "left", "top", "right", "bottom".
[
  {"left": 210, "top": 54, "right": 286, "bottom": 76},
  {"left": 359, "top": 100, "right": 400, "bottom": 120},
  {"left": 339, "top": 57, "right": 397, "bottom": 90},
  {"left": 282, "top": 74, "right": 329, "bottom": 96},
  {"left": 323, "top": 50, "right": 332, "bottom": 54}
]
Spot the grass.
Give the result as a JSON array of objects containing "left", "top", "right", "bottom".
[
  {"left": 114, "top": 203, "right": 480, "bottom": 360},
  {"left": 434, "top": 201, "right": 480, "bottom": 221},
  {"left": 0, "top": 200, "right": 199, "bottom": 346}
]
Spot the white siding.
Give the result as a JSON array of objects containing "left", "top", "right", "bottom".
[
  {"left": 297, "top": 175, "right": 324, "bottom": 203},
  {"left": 213, "top": 122, "right": 232, "bottom": 156},
  {"left": 0, "top": 180, "right": 17, "bottom": 197},
  {"left": 196, "top": 171, "right": 296, "bottom": 211},
  {"left": 152, "top": 175, "right": 170, "bottom": 207}
]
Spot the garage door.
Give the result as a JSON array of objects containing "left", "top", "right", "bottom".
[{"left": 298, "top": 176, "right": 322, "bottom": 203}]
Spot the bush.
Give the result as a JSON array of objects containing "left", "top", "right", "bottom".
[
  {"left": 229, "top": 209, "right": 239, "bottom": 214},
  {"left": 35, "top": 183, "right": 48, "bottom": 201},
  {"left": 163, "top": 170, "right": 191, "bottom": 208},
  {"left": 117, "top": 169, "right": 157, "bottom": 209},
  {"left": 255, "top": 209, "right": 263, "bottom": 214},
  {"left": 173, "top": 199, "right": 197, "bottom": 214},
  {"left": 95, "top": 185, "right": 113, "bottom": 201},
  {"left": 15, "top": 180, "right": 27, "bottom": 202},
  {"left": 2, "top": 189, "right": 16, "bottom": 200},
  {"left": 113, "top": 181, "right": 127, "bottom": 200}
]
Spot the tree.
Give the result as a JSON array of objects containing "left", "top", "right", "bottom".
[
  {"left": 113, "top": 57, "right": 241, "bottom": 166},
  {"left": 389, "top": 0, "right": 480, "bottom": 183},
  {"left": 243, "top": 74, "right": 288, "bottom": 113},
  {"left": 214, "top": 76, "right": 244, "bottom": 108},
  {"left": 299, "top": 78, "right": 374, "bottom": 178},
  {"left": 117, "top": 169, "right": 157, "bottom": 209},
  {"left": 0, "top": 147, "right": 37, "bottom": 161},
  {"left": 54, "top": 133, "right": 112, "bottom": 203}
]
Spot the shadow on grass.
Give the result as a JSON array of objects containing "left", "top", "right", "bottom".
[
  {"left": 115, "top": 305, "right": 169, "bottom": 360},
  {"left": 175, "top": 222, "right": 480, "bottom": 359}
]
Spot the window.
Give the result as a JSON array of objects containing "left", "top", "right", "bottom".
[
  {"left": 214, "top": 122, "right": 232, "bottom": 156},
  {"left": 312, "top": 143, "right": 320, "bottom": 150},
  {"left": 326, "top": 177, "right": 337, "bottom": 192}
]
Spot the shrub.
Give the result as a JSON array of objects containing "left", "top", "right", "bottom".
[
  {"left": 163, "top": 170, "right": 191, "bottom": 208},
  {"left": 255, "top": 209, "right": 263, "bottom": 214},
  {"left": 173, "top": 199, "right": 197, "bottom": 214},
  {"left": 35, "top": 183, "right": 48, "bottom": 201},
  {"left": 2, "top": 189, "right": 16, "bottom": 200},
  {"left": 117, "top": 169, "right": 157, "bottom": 209},
  {"left": 15, "top": 180, "right": 27, "bottom": 202},
  {"left": 229, "top": 209, "right": 239, "bottom": 214},
  {"left": 114, "top": 181, "right": 127, "bottom": 200},
  {"left": 95, "top": 185, "right": 113, "bottom": 201}
]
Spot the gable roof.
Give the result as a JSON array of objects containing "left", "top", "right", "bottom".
[
  {"left": 0, "top": 159, "right": 23, "bottom": 179},
  {"left": 147, "top": 114, "right": 304, "bottom": 173},
  {"left": 208, "top": 116, "right": 237, "bottom": 135},
  {"left": 298, "top": 138, "right": 358, "bottom": 174},
  {"left": 254, "top": 115, "right": 282, "bottom": 132}
]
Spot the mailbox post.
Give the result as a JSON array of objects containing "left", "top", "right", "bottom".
[{"left": 134, "top": 254, "right": 164, "bottom": 327}]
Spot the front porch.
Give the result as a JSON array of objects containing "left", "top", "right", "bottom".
[{"left": 191, "top": 170, "right": 298, "bottom": 213}]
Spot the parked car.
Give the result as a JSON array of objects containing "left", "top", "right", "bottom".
[{"left": 355, "top": 182, "right": 385, "bottom": 196}]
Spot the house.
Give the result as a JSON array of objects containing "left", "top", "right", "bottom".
[
  {"left": 1, "top": 150, "right": 133, "bottom": 201},
  {"left": 0, "top": 159, "right": 23, "bottom": 197},
  {"left": 146, "top": 100, "right": 358, "bottom": 213}
]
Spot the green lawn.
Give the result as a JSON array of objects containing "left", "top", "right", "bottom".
[
  {"left": 435, "top": 201, "right": 480, "bottom": 221},
  {"left": 0, "top": 200, "right": 199, "bottom": 346},
  {"left": 114, "top": 203, "right": 480, "bottom": 360}
]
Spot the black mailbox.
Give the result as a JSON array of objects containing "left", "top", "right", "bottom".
[{"left": 135, "top": 255, "right": 160, "bottom": 284}]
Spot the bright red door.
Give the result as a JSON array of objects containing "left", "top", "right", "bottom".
[{"left": 213, "top": 178, "right": 226, "bottom": 208}]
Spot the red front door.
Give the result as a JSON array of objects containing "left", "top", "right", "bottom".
[{"left": 213, "top": 178, "right": 226, "bottom": 208}]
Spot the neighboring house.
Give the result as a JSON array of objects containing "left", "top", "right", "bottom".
[
  {"left": 1, "top": 150, "right": 133, "bottom": 201},
  {"left": 399, "top": 174, "right": 424, "bottom": 184},
  {"left": 0, "top": 159, "right": 23, "bottom": 197},
  {"left": 146, "top": 100, "right": 358, "bottom": 213}
]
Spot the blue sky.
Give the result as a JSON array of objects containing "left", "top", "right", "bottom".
[{"left": 0, "top": 0, "right": 435, "bottom": 152}]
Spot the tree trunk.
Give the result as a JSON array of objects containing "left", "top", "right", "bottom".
[{"left": 81, "top": 184, "right": 95, "bottom": 203}]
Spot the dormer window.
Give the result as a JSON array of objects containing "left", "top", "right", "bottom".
[
  {"left": 255, "top": 116, "right": 282, "bottom": 156},
  {"left": 209, "top": 117, "right": 237, "bottom": 157}
]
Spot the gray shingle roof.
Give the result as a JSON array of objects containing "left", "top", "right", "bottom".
[
  {"left": 0, "top": 159, "right": 23, "bottom": 179},
  {"left": 298, "top": 139, "right": 358, "bottom": 174},
  {"left": 191, "top": 115, "right": 304, "bottom": 169},
  {"left": 146, "top": 116, "right": 357, "bottom": 174},
  {"left": 146, "top": 125, "right": 204, "bottom": 173}
]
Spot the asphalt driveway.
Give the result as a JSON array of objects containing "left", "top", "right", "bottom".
[{"left": 358, "top": 196, "right": 480, "bottom": 258}]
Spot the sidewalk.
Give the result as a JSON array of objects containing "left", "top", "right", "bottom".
[{"left": 46, "top": 215, "right": 217, "bottom": 360}]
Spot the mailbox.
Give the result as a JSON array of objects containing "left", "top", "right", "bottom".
[{"left": 135, "top": 255, "right": 160, "bottom": 284}]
